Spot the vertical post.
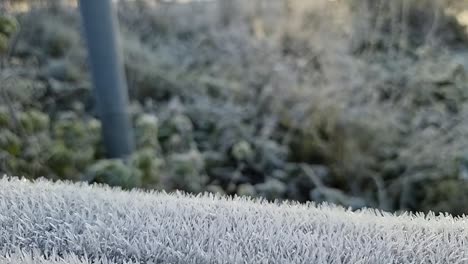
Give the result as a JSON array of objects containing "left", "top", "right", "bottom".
[
  {"left": 79, "top": 0, "right": 134, "bottom": 158},
  {"left": 218, "top": 0, "right": 237, "bottom": 27}
]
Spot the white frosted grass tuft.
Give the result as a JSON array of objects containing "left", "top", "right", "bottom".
[{"left": 1, "top": 177, "right": 468, "bottom": 264}]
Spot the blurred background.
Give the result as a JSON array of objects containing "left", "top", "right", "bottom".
[{"left": 2, "top": 0, "right": 468, "bottom": 215}]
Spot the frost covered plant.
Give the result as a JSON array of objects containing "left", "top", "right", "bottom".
[
  {"left": 130, "top": 148, "right": 164, "bottom": 187},
  {"left": 0, "top": 106, "right": 10, "bottom": 127},
  {"left": 5, "top": 0, "right": 468, "bottom": 215},
  {"left": 1, "top": 78, "right": 47, "bottom": 105},
  {"left": 0, "top": 34, "right": 8, "bottom": 54},
  {"left": 0, "top": 15, "right": 18, "bottom": 55},
  {"left": 19, "top": 110, "right": 50, "bottom": 134},
  {"left": 2, "top": 177, "right": 468, "bottom": 264},
  {"left": 167, "top": 149, "right": 207, "bottom": 193},
  {"left": 46, "top": 143, "right": 77, "bottom": 178},
  {"left": 134, "top": 113, "right": 159, "bottom": 149},
  {"left": 159, "top": 112, "right": 196, "bottom": 153},
  {"left": 84, "top": 159, "right": 142, "bottom": 189},
  {"left": 255, "top": 178, "right": 286, "bottom": 200},
  {"left": 236, "top": 183, "right": 256, "bottom": 197},
  {"left": 53, "top": 113, "right": 100, "bottom": 150},
  {"left": 231, "top": 140, "right": 254, "bottom": 162},
  {"left": 0, "top": 15, "right": 18, "bottom": 38},
  {"left": 0, "top": 130, "right": 21, "bottom": 156}
]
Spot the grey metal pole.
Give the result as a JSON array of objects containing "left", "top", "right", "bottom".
[{"left": 79, "top": 0, "right": 134, "bottom": 158}]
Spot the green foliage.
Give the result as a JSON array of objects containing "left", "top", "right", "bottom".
[
  {"left": 237, "top": 183, "right": 256, "bottom": 197},
  {"left": 19, "top": 110, "right": 50, "bottom": 134},
  {"left": 0, "top": 15, "right": 18, "bottom": 55},
  {"left": 86, "top": 159, "right": 142, "bottom": 189},
  {"left": 0, "top": 15, "right": 18, "bottom": 37},
  {"left": 45, "top": 59, "right": 81, "bottom": 82},
  {"left": 205, "top": 184, "right": 226, "bottom": 195},
  {"left": 130, "top": 148, "right": 164, "bottom": 186},
  {"left": 135, "top": 114, "right": 159, "bottom": 149},
  {"left": 0, "top": 106, "right": 12, "bottom": 128},
  {"left": 0, "top": 130, "right": 21, "bottom": 156},
  {"left": 1, "top": 77, "right": 47, "bottom": 105},
  {"left": 255, "top": 179, "right": 287, "bottom": 200},
  {"left": 159, "top": 112, "right": 195, "bottom": 153},
  {"left": 3, "top": 0, "right": 468, "bottom": 215},
  {"left": 42, "top": 22, "right": 77, "bottom": 57},
  {"left": 47, "top": 143, "right": 76, "bottom": 179},
  {"left": 421, "top": 179, "right": 468, "bottom": 216},
  {"left": 53, "top": 112, "right": 95, "bottom": 149},
  {"left": 0, "top": 33, "right": 8, "bottom": 55},
  {"left": 167, "top": 149, "right": 207, "bottom": 193},
  {"left": 231, "top": 140, "right": 254, "bottom": 162}
]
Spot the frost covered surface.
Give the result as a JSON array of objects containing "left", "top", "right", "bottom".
[
  {"left": 0, "top": 252, "right": 130, "bottom": 264},
  {"left": 1, "top": 177, "right": 468, "bottom": 264}
]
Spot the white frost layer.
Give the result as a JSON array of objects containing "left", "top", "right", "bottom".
[{"left": 1, "top": 177, "right": 468, "bottom": 264}]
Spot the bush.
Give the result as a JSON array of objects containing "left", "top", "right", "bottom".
[{"left": 3, "top": 0, "right": 468, "bottom": 215}]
